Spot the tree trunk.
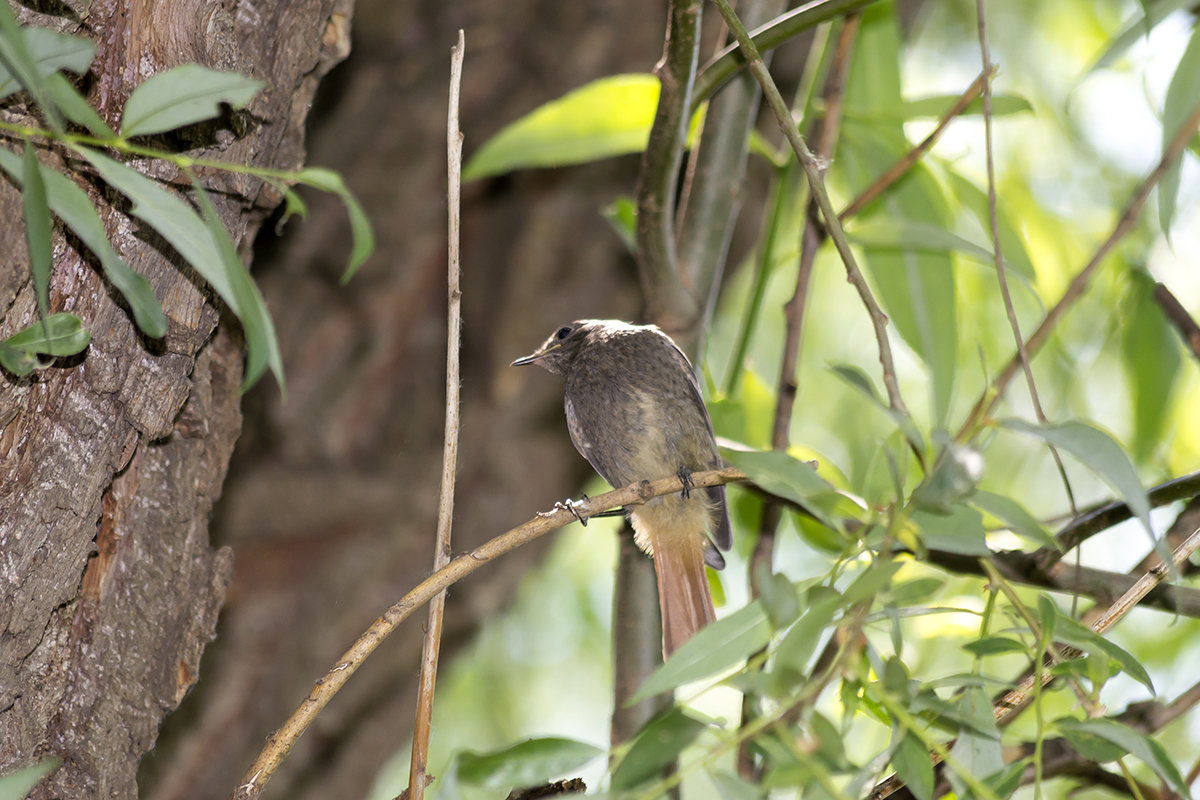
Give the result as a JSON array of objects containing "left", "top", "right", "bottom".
[{"left": 0, "top": 1, "right": 354, "bottom": 798}]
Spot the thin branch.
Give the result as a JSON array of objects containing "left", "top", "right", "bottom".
[
  {"left": 405, "top": 30, "right": 465, "bottom": 800},
  {"left": 710, "top": 0, "right": 909, "bottom": 417},
  {"left": 637, "top": 0, "right": 703, "bottom": 333},
  {"left": 693, "top": 0, "right": 879, "bottom": 107},
  {"left": 956, "top": 97, "right": 1200, "bottom": 441},
  {"left": 838, "top": 69, "right": 989, "bottom": 221},
  {"left": 1153, "top": 281, "right": 1200, "bottom": 363},
  {"left": 229, "top": 467, "right": 748, "bottom": 800}
]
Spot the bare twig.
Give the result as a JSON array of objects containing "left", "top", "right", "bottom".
[
  {"left": 956, "top": 97, "right": 1200, "bottom": 441},
  {"left": 1153, "top": 281, "right": 1200, "bottom": 363},
  {"left": 710, "top": 0, "right": 909, "bottom": 417},
  {"left": 406, "top": 30, "right": 465, "bottom": 800},
  {"left": 839, "top": 69, "right": 989, "bottom": 221},
  {"left": 229, "top": 467, "right": 748, "bottom": 800}
]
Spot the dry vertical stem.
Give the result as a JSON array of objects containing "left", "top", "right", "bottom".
[{"left": 406, "top": 28, "right": 466, "bottom": 800}]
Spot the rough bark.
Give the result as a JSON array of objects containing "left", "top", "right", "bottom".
[
  {"left": 0, "top": 0, "right": 354, "bottom": 798},
  {"left": 140, "top": 2, "right": 685, "bottom": 799}
]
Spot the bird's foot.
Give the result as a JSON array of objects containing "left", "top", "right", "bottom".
[
  {"left": 677, "top": 467, "right": 694, "bottom": 500},
  {"left": 551, "top": 494, "right": 590, "bottom": 527}
]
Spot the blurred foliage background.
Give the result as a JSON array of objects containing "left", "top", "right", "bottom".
[{"left": 363, "top": 0, "right": 1200, "bottom": 797}]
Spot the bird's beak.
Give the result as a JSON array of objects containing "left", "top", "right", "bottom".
[{"left": 511, "top": 343, "right": 558, "bottom": 366}]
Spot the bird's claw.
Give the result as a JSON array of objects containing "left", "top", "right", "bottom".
[
  {"left": 677, "top": 468, "right": 694, "bottom": 500},
  {"left": 553, "top": 494, "right": 590, "bottom": 527}
]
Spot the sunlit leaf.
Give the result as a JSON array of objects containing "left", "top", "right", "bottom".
[
  {"left": 1087, "top": 0, "right": 1196, "bottom": 73},
  {"left": 456, "top": 737, "right": 601, "bottom": 789},
  {"left": 846, "top": 219, "right": 995, "bottom": 262},
  {"left": 465, "top": 74, "right": 687, "bottom": 180},
  {"left": 721, "top": 448, "right": 843, "bottom": 531},
  {"left": 892, "top": 93, "right": 1032, "bottom": 120},
  {"left": 121, "top": 64, "right": 264, "bottom": 137}
]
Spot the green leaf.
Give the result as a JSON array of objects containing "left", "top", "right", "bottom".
[
  {"left": 0, "top": 146, "right": 166, "bottom": 338},
  {"left": 1159, "top": 24, "right": 1200, "bottom": 235},
  {"left": 1050, "top": 613, "right": 1154, "bottom": 693},
  {"left": 710, "top": 771, "right": 764, "bottom": 800},
  {"left": 721, "top": 448, "right": 844, "bottom": 531},
  {"left": 962, "top": 636, "right": 1028, "bottom": 657},
  {"left": 912, "top": 440, "right": 983, "bottom": 513},
  {"left": 44, "top": 72, "right": 116, "bottom": 137},
  {"left": 0, "top": 26, "right": 94, "bottom": 101},
  {"left": 294, "top": 167, "right": 374, "bottom": 282},
  {"left": 0, "top": 5, "right": 64, "bottom": 130},
  {"left": 829, "top": 363, "right": 925, "bottom": 452},
  {"left": 971, "top": 490, "right": 1057, "bottom": 550},
  {"left": 1088, "top": 0, "right": 1197, "bottom": 73},
  {"left": 772, "top": 586, "right": 841, "bottom": 688},
  {"left": 1121, "top": 272, "right": 1180, "bottom": 461},
  {"left": 0, "top": 312, "right": 89, "bottom": 375},
  {"left": 0, "top": 758, "right": 59, "bottom": 800},
  {"left": 464, "top": 74, "right": 665, "bottom": 181},
  {"left": 79, "top": 149, "right": 280, "bottom": 383},
  {"left": 946, "top": 686, "right": 1004, "bottom": 800},
  {"left": 1056, "top": 718, "right": 1189, "bottom": 798},
  {"left": 189, "top": 174, "right": 281, "bottom": 390},
  {"left": 120, "top": 64, "right": 264, "bottom": 137},
  {"left": 600, "top": 195, "right": 637, "bottom": 254},
  {"left": 22, "top": 142, "right": 52, "bottom": 321},
  {"left": 843, "top": 559, "right": 903, "bottom": 604},
  {"left": 846, "top": 219, "right": 995, "bottom": 262},
  {"left": 456, "top": 737, "right": 602, "bottom": 789},
  {"left": 632, "top": 600, "right": 770, "bottom": 703},
  {"left": 892, "top": 93, "right": 1032, "bottom": 120},
  {"left": 1000, "top": 419, "right": 1152, "bottom": 536},
  {"left": 755, "top": 567, "right": 800, "bottom": 629},
  {"left": 912, "top": 504, "right": 989, "bottom": 556},
  {"left": 610, "top": 707, "right": 707, "bottom": 791},
  {"left": 892, "top": 731, "right": 934, "bottom": 800}
]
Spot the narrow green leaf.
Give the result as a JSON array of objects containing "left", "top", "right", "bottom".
[
  {"left": 276, "top": 186, "right": 308, "bottom": 234},
  {"left": 22, "top": 142, "right": 52, "bottom": 321},
  {"left": 456, "top": 737, "right": 602, "bottom": 789},
  {"left": 912, "top": 504, "right": 989, "bottom": 556},
  {"left": 632, "top": 600, "right": 770, "bottom": 703},
  {"left": 1056, "top": 718, "right": 1188, "bottom": 798},
  {"left": 1121, "top": 272, "right": 1180, "bottom": 461},
  {"left": 843, "top": 559, "right": 903, "bottom": 604},
  {"left": 710, "top": 771, "right": 763, "bottom": 800},
  {"left": 947, "top": 686, "right": 1004, "bottom": 800},
  {"left": 0, "top": 146, "right": 165, "bottom": 337},
  {"left": 1159, "top": 25, "right": 1200, "bottom": 235},
  {"left": 912, "top": 440, "right": 983, "bottom": 513},
  {"left": 772, "top": 586, "right": 841, "bottom": 686},
  {"left": 294, "top": 167, "right": 374, "bottom": 281},
  {"left": 1051, "top": 613, "right": 1154, "bottom": 693},
  {"left": 0, "top": 5, "right": 63, "bottom": 130},
  {"left": 463, "top": 74, "right": 663, "bottom": 181},
  {"left": 610, "top": 707, "right": 706, "bottom": 791},
  {"left": 962, "top": 636, "right": 1028, "bottom": 657},
  {"left": 0, "top": 26, "right": 94, "bottom": 100},
  {"left": 1001, "top": 419, "right": 1152, "bottom": 536},
  {"left": 971, "top": 490, "right": 1058, "bottom": 550},
  {"left": 79, "top": 149, "right": 280, "bottom": 382},
  {"left": 892, "top": 731, "right": 934, "bottom": 800},
  {"left": 721, "top": 448, "right": 844, "bottom": 531},
  {"left": 846, "top": 219, "right": 995, "bottom": 262},
  {"left": 44, "top": 73, "right": 116, "bottom": 137},
  {"left": 121, "top": 64, "right": 264, "bottom": 137},
  {"left": 0, "top": 312, "right": 89, "bottom": 375},
  {"left": 0, "top": 758, "right": 60, "bottom": 800},
  {"left": 600, "top": 195, "right": 637, "bottom": 254},
  {"left": 1088, "top": 0, "right": 1196, "bottom": 73},
  {"left": 829, "top": 363, "right": 925, "bottom": 452},
  {"left": 892, "top": 93, "right": 1032, "bottom": 120},
  {"left": 189, "top": 174, "right": 281, "bottom": 390}
]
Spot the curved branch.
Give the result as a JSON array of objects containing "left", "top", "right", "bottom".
[{"left": 230, "top": 466, "right": 748, "bottom": 800}]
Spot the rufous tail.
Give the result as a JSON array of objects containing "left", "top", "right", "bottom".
[{"left": 631, "top": 501, "right": 716, "bottom": 657}]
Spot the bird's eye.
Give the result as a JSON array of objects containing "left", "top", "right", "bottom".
[{"left": 555, "top": 326, "right": 573, "bottom": 340}]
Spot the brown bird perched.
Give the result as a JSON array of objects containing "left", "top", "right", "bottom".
[{"left": 512, "top": 319, "right": 731, "bottom": 655}]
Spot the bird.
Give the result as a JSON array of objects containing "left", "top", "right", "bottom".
[{"left": 512, "top": 319, "right": 731, "bottom": 656}]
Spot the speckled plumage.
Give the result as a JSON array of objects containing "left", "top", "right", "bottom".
[{"left": 513, "top": 319, "right": 731, "bottom": 654}]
